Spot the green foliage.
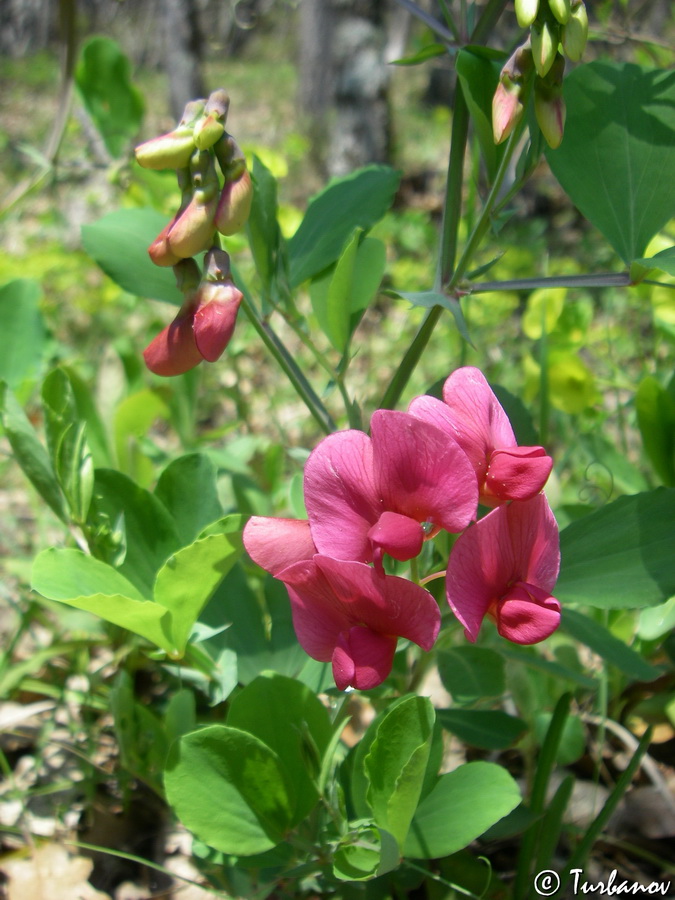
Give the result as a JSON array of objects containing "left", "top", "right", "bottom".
[
  {"left": 0, "top": 280, "right": 46, "bottom": 387},
  {"left": 75, "top": 37, "right": 144, "bottom": 158},
  {"left": 546, "top": 62, "right": 675, "bottom": 264}
]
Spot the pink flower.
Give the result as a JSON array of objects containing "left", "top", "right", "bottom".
[
  {"left": 409, "top": 367, "right": 552, "bottom": 507},
  {"left": 243, "top": 517, "right": 316, "bottom": 575},
  {"left": 304, "top": 410, "right": 477, "bottom": 571},
  {"left": 144, "top": 248, "right": 242, "bottom": 377},
  {"left": 278, "top": 555, "right": 441, "bottom": 690},
  {"left": 446, "top": 494, "right": 561, "bottom": 645}
]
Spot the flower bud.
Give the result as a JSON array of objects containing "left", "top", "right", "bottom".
[
  {"left": 147, "top": 167, "right": 192, "bottom": 267},
  {"left": 515, "top": 0, "right": 539, "bottom": 28},
  {"left": 531, "top": 20, "right": 559, "bottom": 77},
  {"left": 534, "top": 55, "right": 566, "bottom": 148},
  {"left": 492, "top": 78, "right": 524, "bottom": 145},
  {"left": 215, "top": 169, "right": 253, "bottom": 235},
  {"left": 548, "top": 0, "right": 571, "bottom": 24},
  {"left": 192, "top": 247, "right": 243, "bottom": 362},
  {"left": 164, "top": 150, "right": 219, "bottom": 260},
  {"left": 135, "top": 100, "right": 205, "bottom": 171},
  {"left": 561, "top": 1, "right": 588, "bottom": 61},
  {"left": 193, "top": 90, "right": 230, "bottom": 151},
  {"left": 213, "top": 133, "right": 247, "bottom": 180}
]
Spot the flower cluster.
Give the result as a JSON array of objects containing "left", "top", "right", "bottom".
[
  {"left": 135, "top": 90, "right": 252, "bottom": 376},
  {"left": 492, "top": 0, "right": 588, "bottom": 149},
  {"left": 243, "top": 367, "right": 561, "bottom": 691}
]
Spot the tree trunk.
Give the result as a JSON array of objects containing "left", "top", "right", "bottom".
[{"left": 164, "top": 0, "right": 206, "bottom": 120}]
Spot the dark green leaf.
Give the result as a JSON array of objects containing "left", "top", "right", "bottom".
[
  {"left": 404, "top": 762, "right": 521, "bottom": 858},
  {"left": 0, "top": 279, "right": 46, "bottom": 387},
  {"left": 546, "top": 63, "right": 675, "bottom": 263},
  {"left": 227, "top": 672, "right": 332, "bottom": 823},
  {"left": 556, "top": 489, "right": 675, "bottom": 608},
  {"left": 288, "top": 165, "right": 400, "bottom": 287},
  {"left": 75, "top": 37, "right": 144, "bottom": 157},
  {"left": 81, "top": 208, "right": 183, "bottom": 303},
  {"left": 635, "top": 376, "right": 675, "bottom": 486},
  {"left": 91, "top": 469, "right": 181, "bottom": 594},
  {"left": 561, "top": 608, "right": 660, "bottom": 682},
  {"left": 437, "top": 709, "right": 527, "bottom": 750},
  {"left": 165, "top": 725, "right": 295, "bottom": 855},
  {"left": 155, "top": 453, "right": 223, "bottom": 545},
  {"left": 437, "top": 646, "right": 505, "bottom": 704},
  {"left": 247, "top": 155, "right": 285, "bottom": 296},
  {"left": 631, "top": 246, "right": 675, "bottom": 279}
]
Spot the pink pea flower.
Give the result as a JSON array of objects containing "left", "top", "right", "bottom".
[
  {"left": 409, "top": 367, "right": 552, "bottom": 507},
  {"left": 446, "top": 493, "right": 561, "bottom": 645},
  {"left": 144, "top": 248, "right": 242, "bottom": 377},
  {"left": 243, "top": 516, "right": 316, "bottom": 576},
  {"left": 304, "top": 410, "right": 477, "bottom": 572},
  {"left": 278, "top": 555, "right": 441, "bottom": 691}
]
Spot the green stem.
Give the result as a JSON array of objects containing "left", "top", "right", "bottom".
[
  {"left": 469, "top": 272, "right": 632, "bottom": 292},
  {"left": 239, "top": 292, "right": 336, "bottom": 434},
  {"left": 379, "top": 84, "right": 470, "bottom": 410}
]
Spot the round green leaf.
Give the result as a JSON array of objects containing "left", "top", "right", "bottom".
[
  {"left": 404, "top": 762, "right": 521, "bottom": 859},
  {"left": 165, "top": 725, "right": 294, "bottom": 856}
]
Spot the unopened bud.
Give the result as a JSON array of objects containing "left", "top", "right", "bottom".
[
  {"left": 515, "top": 0, "right": 539, "bottom": 28},
  {"left": 562, "top": 1, "right": 588, "bottom": 61},
  {"left": 534, "top": 55, "right": 566, "bottom": 148},
  {"left": 215, "top": 169, "right": 253, "bottom": 235},
  {"left": 213, "top": 133, "right": 246, "bottom": 180},
  {"left": 531, "top": 20, "right": 559, "bottom": 77},
  {"left": 492, "top": 78, "right": 524, "bottom": 145},
  {"left": 548, "top": 0, "right": 571, "bottom": 24},
  {"left": 192, "top": 248, "right": 243, "bottom": 362},
  {"left": 193, "top": 91, "right": 230, "bottom": 151},
  {"left": 163, "top": 150, "right": 219, "bottom": 259},
  {"left": 135, "top": 130, "right": 196, "bottom": 170}
]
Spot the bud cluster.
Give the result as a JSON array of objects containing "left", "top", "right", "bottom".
[
  {"left": 134, "top": 90, "right": 252, "bottom": 376},
  {"left": 492, "top": 0, "right": 588, "bottom": 148}
]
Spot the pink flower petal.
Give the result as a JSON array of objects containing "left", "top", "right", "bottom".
[
  {"left": 442, "top": 367, "right": 516, "bottom": 453},
  {"left": 485, "top": 446, "right": 554, "bottom": 504},
  {"left": 243, "top": 517, "right": 316, "bottom": 575},
  {"left": 332, "top": 626, "right": 398, "bottom": 691},
  {"left": 496, "top": 582, "right": 561, "bottom": 644},
  {"left": 281, "top": 555, "right": 441, "bottom": 664},
  {"left": 446, "top": 494, "right": 560, "bottom": 642},
  {"left": 371, "top": 410, "right": 478, "bottom": 533},
  {"left": 143, "top": 311, "right": 202, "bottom": 376},
  {"left": 304, "top": 431, "right": 381, "bottom": 563},
  {"left": 193, "top": 286, "right": 242, "bottom": 362},
  {"left": 367, "top": 511, "right": 424, "bottom": 571}
]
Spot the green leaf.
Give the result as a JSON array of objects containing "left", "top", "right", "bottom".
[
  {"left": 227, "top": 672, "right": 332, "bottom": 824},
  {"left": 247, "top": 155, "right": 285, "bottom": 296},
  {"left": 391, "top": 43, "right": 447, "bottom": 65},
  {"left": 288, "top": 165, "right": 401, "bottom": 287},
  {"left": 638, "top": 595, "right": 675, "bottom": 641},
  {"left": 635, "top": 376, "right": 675, "bottom": 486},
  {"left": 41, "top": 368, "right": 93, "bottom": 523},
  {"left": 437, "top": 709, "right": 527, "bottom": 750},
  {"left": 534, "top": 712, "right": 585, "bottom": 766},
  {"left": 546, "top": 62, "right": 675, "bottom": 263},
  {"left": 556, "top": 489, "right": 675, "bottom": 608},
  {"left": 0, "top": 279, "right": 46, "bottom": 388},
  {"left": 632, "top": 246, "right": 675, "bottom": 278},
  {"left": 333, "top": 822, "right": 400, "bottom": 881},
  {"left": 386, "top": 290, "right": 472, "bottom": 345},
  {"left": 404, "top": 762, "right": 521, "bottom": 858},
  {"left": 437, "top": 646, "right": 505, "bottom": 704},
  {"left": 164, "top": 725, "right": 295, "bottom": 855},
  {"left": 81, "top": 209, "right": 183, "bottom": 303},
  {"left": 456, "top": 47, "right": 506, "bottom": 182},
  {"left": 90, "top": 469, "right": 181, "bottom": 595},
  {"left": 560, "top": 608, "right": 660, "bottom": 682},
  {"left": 364, "top": 696, "right": 435, "bottom": 850},
  {"left": 0, "top": 382, "right": 67, "bottom": 522},
  {"left": 31, "top": 548, "right": 174, "bottom": 652},
  {"left": 60, "top": 366, "right": 113, "bottom": 468},
  {"left": 153, "top": 533, "right": 242, "bottom": 657},
  {"left": 154, "top": 453, "right": 223, "bottom": 545},
  {"left": 75, "top": 37, "right": 144, "bottom": 157}
]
